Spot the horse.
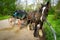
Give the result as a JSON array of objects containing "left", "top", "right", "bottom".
[
  {"left": 33, "top": 1, "right": 51, "bottom": 37},
  {"left": 8, "top": 1, "right": 50, "bottom": 37},
  {"left": 8, "top": 10, "right": 27, "bottom": 28},
  {"left": 26, "top": 10, "right": 41, "bottom": 30}
]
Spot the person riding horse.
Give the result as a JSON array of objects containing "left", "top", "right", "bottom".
[
  {"left": 13, "top": 10, "right": 27, "bottom": 20},
  {"left": 9, "top": 10, "right": 27, "bottom": 28}
]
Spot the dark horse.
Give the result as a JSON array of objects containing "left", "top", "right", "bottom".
[
  {"left": 26, "top": 1, "right": 50, "bottom": 37},
  {"left": 34, "top": 1, "right": 50, "bottom": 37}
]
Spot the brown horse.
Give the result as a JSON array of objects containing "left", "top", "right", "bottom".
[
  {"left": 33, "top": 1, "right": 51, "bottom": 37},
  {"left": 26, "top": 10, "right": 42, "bottom": 30},
  {"left": 26, "top": 1, "right": 50, "bottom": 37}
]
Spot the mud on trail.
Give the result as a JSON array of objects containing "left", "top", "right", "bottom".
[{"left": 0, "top": 19, "right": 45, "bottom": 40}]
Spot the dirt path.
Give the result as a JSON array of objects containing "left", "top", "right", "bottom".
[{"left": 0, "top": 19, "right": 45, "bottom": 40}]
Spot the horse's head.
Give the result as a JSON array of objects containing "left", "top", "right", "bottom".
[{"left": 40, "top": 1, "right": 51, "bottom": 22}]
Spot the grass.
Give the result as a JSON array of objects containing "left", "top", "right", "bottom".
[
  {"left": 44, "top": 15, "right": 60, "bottom": 40},
  {"left": 0, "top": 15, "right": 10, "bottom": 20}
]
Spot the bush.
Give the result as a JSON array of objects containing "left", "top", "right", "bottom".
[
  {"left": 48, "top": 7, "right": 55, "bottom": 15},
  {"left": 54, "top": 11, "right": 60, "bottom": 19},
  {"left": 0, "top": 0, "right": 16, "bottom": 16}
]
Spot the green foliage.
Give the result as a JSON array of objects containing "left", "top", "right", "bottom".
[
  {"left": 54, "top": 11, "right": 60, "bottom": 19},
  {"left": 16, "top": 5, "right": 23, "bottom": 10},
  {"left": 0, "top": 0, "right": 16, "bottom": 16},
  {"left": 44, "top": 15, "right": 60, "bottom": 40},
  {"left": 25, "top": 8, "right": 33, "bottom": 12},
  {"left": 0, "top": 15, "right": 10, "bottom": 20},
  {"left": 48, "top": 7, "right": 55, "bottom": 15},
  {"left": 55, "top": 0, "right": 60, "bottom": 10},
  {"left": 54, "top": 0, "right": 60, "bottom": 19}
]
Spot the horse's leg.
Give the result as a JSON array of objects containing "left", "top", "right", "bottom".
[
  {"left": 8, "top": 17, "right": 13, "bottom": 25},
  {"left": 34, "top": 23, "right": 39, "bottom": 37},
  {"left": 39, "top": 21, "right": 43, "bottom": 37},
  {"left": 9, "top": 17, "right": 15, "bottom": 27},
  {"left": 15, "top": 19, "right": 21, "bottom": 32},
  {"left": 40, "top": 21, "right": 43, "bottom": 29},
  {"left": 27, "top": 20, "right": 31, "bottom": 30},
  {"left": 29, "top": 21, "right": 33, "bottom": 30},
  {"left": 31, "top": 23, "right": 35, "bottom": 30},
  {"left": 27, "top": 20, "right": 30, "bottom": 25},
  {"left": 12, "top": 18, "right": 16, "bottom": 27},
  {"left": 18, "top": 19, "right": 21, "bottom": 28},
  {"left": 27, "top": 20, "right": 34, "bottom": 30}
]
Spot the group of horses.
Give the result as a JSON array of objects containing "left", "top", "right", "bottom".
[{"left": 9, "top": 1, "right": 50, "bottom": 38}]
